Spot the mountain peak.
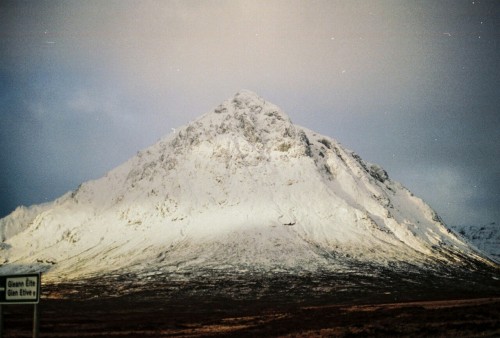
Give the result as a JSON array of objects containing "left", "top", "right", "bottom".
[
  {"left": 213, "top": 90, "right": 284, "bottom": 118},
  {"left": 169, "top": 91, "right": 298, "bottom": 152},
  {"left": 233, "top": 89, "right": 263, "bottom": 101},
  {"left": 228, "top": 90, "right": 272, "bottom": 112}
]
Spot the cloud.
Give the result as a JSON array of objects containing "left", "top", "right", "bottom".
[
  {"left": 401, "top": 165, "right": 466, "bottom": 223},
  {"left": 0, "top": 0, "right": 498, "bottom": 227}
]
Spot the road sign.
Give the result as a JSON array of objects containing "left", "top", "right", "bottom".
[{"left": 0, "top": 273, "right": 41, "bottom": 304}]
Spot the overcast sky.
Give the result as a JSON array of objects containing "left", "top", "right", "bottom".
[{"left": 1, "top": 0, "right": 499, "bottom": 227}]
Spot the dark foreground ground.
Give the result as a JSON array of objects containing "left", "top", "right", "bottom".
[
  {"left": 3, "top": 296, "right": 500, "bottom": 337},
  {"left": 2, "top": 268, "right": 500, "bottom": 337}
]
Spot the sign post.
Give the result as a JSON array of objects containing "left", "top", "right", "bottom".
[{"left": 0, "top": 273, "right": 41, "bottom": 338}]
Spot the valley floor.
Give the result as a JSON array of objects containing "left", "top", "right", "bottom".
[
  {"left": 2, "top": 270, "right": 500, "bottom": 338},
  {"left": 2, "top": 295, "right": 499, "bottom": 337}
]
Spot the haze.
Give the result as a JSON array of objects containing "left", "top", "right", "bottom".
[{"left": 0, "top": 0, "right": 498, "bottom": 227}]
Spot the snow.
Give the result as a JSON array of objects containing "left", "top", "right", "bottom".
[
  {"left": 0, "top": 90, "right": 494, "bottom": 282},
  {"left": 451, "top": 223, "right": 500, "bottom": 264}
]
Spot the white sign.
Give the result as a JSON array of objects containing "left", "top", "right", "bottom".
[{"left": 0, "top": 273, "right": 40, "bottom": 304}]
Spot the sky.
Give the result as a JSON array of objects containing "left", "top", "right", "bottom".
[{"left": 0, "top": 0, "right": 499, "bottom": 227}]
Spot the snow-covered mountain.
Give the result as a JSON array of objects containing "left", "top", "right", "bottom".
[
  {"left": 451, "top": 223, "right": 500, "bottom": 263},
  {"left": 0, "top": 90, "right": 494, "bottom": 283}
]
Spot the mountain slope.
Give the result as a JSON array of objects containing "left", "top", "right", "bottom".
[
  {"left": 0, "top": 90, "right": 493, "bottom": 283},
  {"left": 451, "top": 223, "right": 499, "bottom": 263}
]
